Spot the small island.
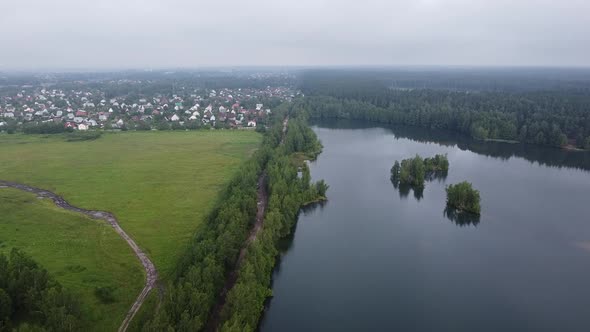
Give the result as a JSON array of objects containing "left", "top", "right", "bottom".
[
  {"left": 445, "top": 181, "right": 481, "bottom": 215},
  {"left": 390, "top": 154, "right": 449, "bottom": 188}
]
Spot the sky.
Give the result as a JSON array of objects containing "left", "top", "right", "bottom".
[{"left": 1, "top": 0, "right": 589, "bottom": 70}]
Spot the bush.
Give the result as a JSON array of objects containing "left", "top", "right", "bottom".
[
  {"left": 65, "top": 131, "right": 102, "bottom": 142},
  {"left": 94, "top": 286, "right": 116, "bottom": 304}
]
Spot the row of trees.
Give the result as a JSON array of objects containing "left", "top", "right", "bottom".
[
  {"left": 390, "top": 154, "right": 449, "bottom": 188},
  {"left": 299, "top": 89, "right": 590, "bottom": 149},
  {"left": 140, "top": 127, "right": 276, "bottom": 331},
  {"left": 0, "top": 249, "right": 82, "bottom": 332},
  {"left": 219, "top": 107, "right": 327, "bottom": 331}
]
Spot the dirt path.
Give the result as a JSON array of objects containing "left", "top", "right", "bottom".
[
  {"left": 0, "top": 180, "right": 157, "bottom": 332},
  {"left": 205, "top": 116, "right": 289, "bottom": 332}
]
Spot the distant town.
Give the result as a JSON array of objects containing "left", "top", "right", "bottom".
[{"left": 0, "top": 72, "right": 300, "bottom": 132}]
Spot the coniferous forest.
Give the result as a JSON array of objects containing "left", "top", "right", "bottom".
[{"left": 300, "top": 69, "right": 590, "bottom": 149}]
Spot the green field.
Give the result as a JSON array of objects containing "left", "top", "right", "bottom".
[
  {"left": 0, "top": 187, "right": 143, "bottom": 331},
  {"left": 0, "top": 130, "right": 261, "bottom": 329}
]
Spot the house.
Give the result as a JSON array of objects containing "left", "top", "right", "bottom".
[
  {"left": 76, "top": 110, "right": 87, "bottom": 117},
  {"left": 67, "top": 113, "right": 75, "bottom": 120},
  {"left": 77, "top": 123, "right": 89, "bottom": 131},
  {"left": 73, "top": 117, "right": 84, "bottom": 123},
  {"left": 116, "top": 119, "right": 125, "bottom": 127},
  {"left": 170, "top": 114, "right": 180, "bottom": 122},
  {"left": 256, "top": 103, "right": 263, "bottom": 111},
  {"left": 248, "top": 120, "right": 257, "bottom": 127},
  {"left": 65, "top": 122, "right": 76, "bottom": 129},
  {"left": 3, "top": 112, "right": 15, "bottom": 118},
  {"left": 99, "top": 114, "right": 108, "bottom": 121}
]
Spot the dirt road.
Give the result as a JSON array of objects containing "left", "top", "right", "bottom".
[{"left": 0, "top": 180, "right": 157, "bottom": 332}]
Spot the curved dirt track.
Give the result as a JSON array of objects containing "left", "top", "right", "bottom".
[{"left": 0, "top": 180, "right": 157, "bottom": 332}]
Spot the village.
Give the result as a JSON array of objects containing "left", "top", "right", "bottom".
[{"left": 0, "top": 79, "right": 299, "bottom": 132}]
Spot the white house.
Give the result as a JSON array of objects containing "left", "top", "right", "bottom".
[
  {"left": 170, "top": 114, "right": 180, "bottom": 121},
  {"left": 255, "top": 103, "right": 263, "bottom": 111},
  {"left": 77, "top": 123, "right": 89, "bottom": 131},
  {"left": 248, "top": 120, "right": 257, "bottom": 127}
]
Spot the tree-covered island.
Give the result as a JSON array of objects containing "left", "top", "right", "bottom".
[
  {"left": 445, "top": 181, "right": 481, "bottom": 215},
  {"left": 390, "top": 154, "right": 449, "bottom": 188}
]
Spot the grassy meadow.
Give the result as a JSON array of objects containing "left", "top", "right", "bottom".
[
  {"left": 0, "top": 187, "right": 144, "bottom": 331},
  {"left": 0, "top": 130, "right": 261, "bottom": 275}
]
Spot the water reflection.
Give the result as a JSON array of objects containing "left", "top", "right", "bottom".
[
  {"left": 391, "top": 169, "right": 445, "bottom": 201},
  {"left": 393, "top": 182, "right": 423, "bottom": 200},
  {"left": 443, "top": 206, "right": 481, "bottom": 227},
  {"left": 312, "top": 118, "right": 590, "bottom": 171}
]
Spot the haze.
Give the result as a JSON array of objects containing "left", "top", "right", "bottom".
[{"left": 1, "top": 0, "right": 589, "bottom": 70}]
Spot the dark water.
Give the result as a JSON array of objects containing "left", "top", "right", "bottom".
[{"left": 259, "top": 119, "right": 590, "bottom": 332}]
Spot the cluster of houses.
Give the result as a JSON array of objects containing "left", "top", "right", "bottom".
[{"left": 0, "top": 84, "right": 299, "bottom": 131}]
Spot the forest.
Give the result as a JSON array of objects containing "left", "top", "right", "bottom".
[
  {"left": 0, "top": 249, "right": 82, "bottom": 332},
  {"left": 299, "top": 70, "right": 590, "bottom": 149}
]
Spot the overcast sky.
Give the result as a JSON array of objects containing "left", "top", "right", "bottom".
[{"left": 1, "top": 0, "right": 589, "bottom": 70}]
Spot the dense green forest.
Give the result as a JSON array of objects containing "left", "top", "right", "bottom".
[
  {"left": 391, "top": 154, "right": 449, "bottom": 188},
  {"left": 141, "top": 101, "right": 326, "bottom": 332},
  {"left": 219, "top": 105, "right": 326, "bottom": 332},
  {"left": 0, "top": 249, "right": 82, "bottom": 332},
  {"left": 446, "top": 182, "right": 481, "bottom": 215},
  {"left": 300, "top": 70, "right": 590, "bottom": 149}
]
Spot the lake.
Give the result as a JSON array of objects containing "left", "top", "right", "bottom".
[{"left": 259, "top": 119, "right": 590, "bottom": 332}]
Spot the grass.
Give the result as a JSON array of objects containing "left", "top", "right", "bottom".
[
  {"left": 0, "top": 130, "right": 261, "bottom": 329},
  {"left": 0, "top": 187, "right": 144, "bottom": 331}
]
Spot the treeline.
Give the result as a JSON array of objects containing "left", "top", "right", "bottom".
[
  {"left": 219, "top": 106, "right": 327, "bottom": 331},
  {"left": 391, "top": 154, "right": 449, "bottom": 188},
  {"left": 300, "top": 68, "right": 590, "bottom": 93},
  {"left": 0, "top": 249, "right": 82, "bottom": 332},
  {"left": 299, "top": 88, "right": 590, "bottom": 149}
]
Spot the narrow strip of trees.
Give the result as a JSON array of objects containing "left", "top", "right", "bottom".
[{"left": 219, "top": 109, "right": 327, "bottom": 332}]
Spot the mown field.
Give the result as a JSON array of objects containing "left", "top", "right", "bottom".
[
  {"left": 0, "top": 187, "right": 143, "bottom": 331},
  {"left": 0, "top": 130, "right": 261, "bottom": 329}
]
